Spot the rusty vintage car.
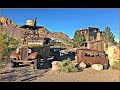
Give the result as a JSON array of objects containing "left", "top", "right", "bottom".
[
  {"left": 76, "top": 49, "right": 109, "bottom": 69},
  {"left": 10, "top": 36, "right": 51, "bottom": 69}
]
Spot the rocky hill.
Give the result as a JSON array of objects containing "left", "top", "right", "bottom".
[{"left": 0, "top": 16, "right": 73, "bottom": 47}]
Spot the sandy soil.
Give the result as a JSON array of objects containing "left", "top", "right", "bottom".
[
  {"left": 31, "top": 67, "right": 120, "bottom": 82},
  {"left": 0, "top": 62, "right": 120, "bottom": 82}
]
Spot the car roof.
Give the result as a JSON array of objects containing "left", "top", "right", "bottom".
[{"left": 77, "top": 49, "right": 105, "bottom": 53}]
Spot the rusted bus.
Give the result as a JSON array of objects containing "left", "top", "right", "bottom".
[{"left": 76, "top": 49, "right": 109, "bottom": 67}]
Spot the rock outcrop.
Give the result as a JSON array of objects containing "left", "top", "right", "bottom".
[
  {"left": 106, "top": 46, "right": 120, "bottom": 66},
  {"left": 0, "top": 16, "right": 17, "bottom": 27}
]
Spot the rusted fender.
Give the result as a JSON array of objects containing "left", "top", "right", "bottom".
[
  {"left": 10, "top": 51, "right": 19, "bottom": 59},
  {"left": 27, "top": 52, "right": 38, "bottom": 60}
]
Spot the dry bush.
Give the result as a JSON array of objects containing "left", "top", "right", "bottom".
[
  {"left": 111, "top": 61, "right": 120, "bottom": 70},
  {"left": 61, "top": 58, "right": 81, "bottom": 73}
]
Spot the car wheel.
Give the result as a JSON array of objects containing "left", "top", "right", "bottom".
[
  {"left": 103, "top": 64, "right": 109, "bottom": 70},
  {"left": 53, "top": 51, "right": 60, "bottom": 60},
  {"left": 11, "top": 60, "right": 17, "bottom": 68},
  {"left": 16, "top": 63, "right": 19, "bottom": 67}
]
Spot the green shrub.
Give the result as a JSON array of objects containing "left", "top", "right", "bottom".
[
  {"left": 61, "top": 58, "right": 79, "bottom": 73},
  {"left": 111, "top": 61, "right": 120, "bottom": 70}
]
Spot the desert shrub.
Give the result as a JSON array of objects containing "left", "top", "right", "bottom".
[
  {"left": 0, "top": 32, "right": 6, "bottom": 59},
  {"left": 111, "top": 61, "right": 120, "bottom": 70},
  {"left": 61, "top": 58, "right": 79, "bottom": 73},
  {"left": 0, "top": 32, "right": 20, "bottom": 59}
]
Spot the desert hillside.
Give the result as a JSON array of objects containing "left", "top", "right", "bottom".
[{"left": 0, "top": 16, "right": 73, "bottom": 47}]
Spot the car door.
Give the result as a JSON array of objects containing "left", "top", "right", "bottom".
[
  {"left": 83, "top": 51, "right": 95, "bottom": 65},
  {"left": 94, "top": 52, "right": 102, "bottom": 64}
]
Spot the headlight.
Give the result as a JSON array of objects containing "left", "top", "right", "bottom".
[
  {"left": 16, "top": 48, "right": 19, "bottom": 54},
  {"left": 28, "top": 49, "right": 32, "bottom": 53}
]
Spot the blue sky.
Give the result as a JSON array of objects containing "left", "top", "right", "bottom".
[{"left": 1, "top": 8, "right": 119, "bottom": 42}]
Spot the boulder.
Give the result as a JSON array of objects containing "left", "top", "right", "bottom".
[
  {"left": 106, "top": 46, "right": 120, "bottom": 66},
  {"left": 79, "top": 62, "right": 86, "bottom": 69},
  {"left": 92, "top": 64, "right": 103, "bottom": 71},
  {"left": 51, "top": 61, "right": 62, "bottom": 71}
]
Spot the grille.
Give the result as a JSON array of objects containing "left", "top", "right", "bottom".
[{"left": 20, "top": 47, "right": 28, "bottom": 60}]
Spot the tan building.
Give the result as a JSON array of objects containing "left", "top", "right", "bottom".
[
  {"left": 77, "top": 27, "right": 102, "bottom": 41},
  {"left": 77, "top": 27, "right": 105, "bottom": 51}
]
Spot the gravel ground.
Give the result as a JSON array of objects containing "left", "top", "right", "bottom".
[
  {"left": 0, "top": 62, "right": 50, "bottom": 82},
  {"left": 0, "top": 61, "right": 120, "bottom": 82},
  {"left": 32, "top": 67, "right": 120, "bottom": 82}
]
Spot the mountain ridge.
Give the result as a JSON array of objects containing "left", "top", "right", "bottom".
[{"left": 0, "top": 16, "right": 73, "bottom": 47}]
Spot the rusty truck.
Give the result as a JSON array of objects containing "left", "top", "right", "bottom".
[{"left": 10, "top": 36, "right": 51, "bottom": 69}]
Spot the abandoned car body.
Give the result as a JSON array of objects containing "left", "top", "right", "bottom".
[{"left": 76, "top": 49, "right": 109, "bottom": 69}]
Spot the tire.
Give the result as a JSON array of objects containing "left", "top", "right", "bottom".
[
  {"left": 103, "top": 64, "right": 109, "bottom": 70},
  {"left": 53, "top": 51, "right": 60, "bottom": 60},
  {"left": 11, "top": 60, "right": 17, "bottom": 68},
  {"left": 16, "top": 63, "right": 19, "bottom": 67},
  {"left": 34, "top": 55, "right": 41, "bottom": 69},
  {"left": 11, "top": 58, "right": 19, "bottom": 68}
]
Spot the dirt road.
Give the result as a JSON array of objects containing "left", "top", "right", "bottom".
[{"left": 0, "top": 62, "right": 120, "bottom": 82}]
